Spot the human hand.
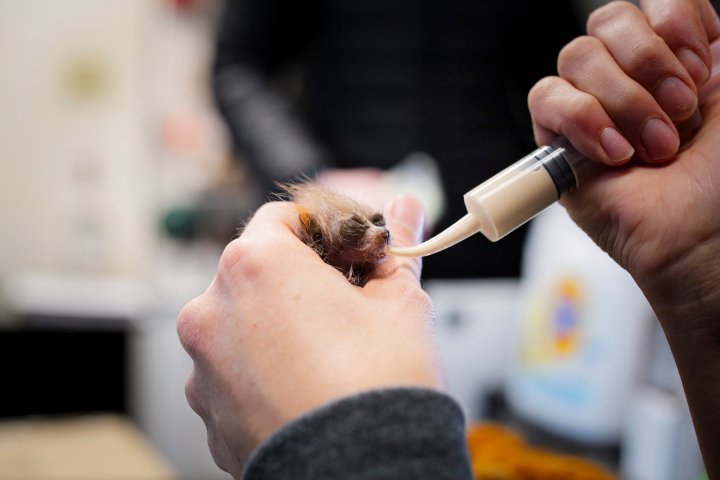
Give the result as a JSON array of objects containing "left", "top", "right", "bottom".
[
  {"left": 529, "top": 5, "right": 720, "bottom": 473},
  {"left": 528, "top": 1, "right": 720, "bottom": 328},
  {"left": 177, "top": 195, "right": 443, "bottom": 478}
]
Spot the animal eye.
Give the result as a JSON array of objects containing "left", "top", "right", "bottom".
[
  {"left": 340, "top": 215, "right": 369, "bottom": 247},
  {"left": 369, "top": 213, "right": 385, "bottom": 226}
]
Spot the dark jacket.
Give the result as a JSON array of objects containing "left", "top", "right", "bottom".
[
  {"left": 213, "top": 0, "right": 581, "bottom": 278},
  {"left": 242, "top": 389, "right": 472, "bottom": 480}
]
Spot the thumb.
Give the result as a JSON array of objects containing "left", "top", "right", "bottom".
[{"left": 380, "top": 195, "right": 426, "bottom": 283}]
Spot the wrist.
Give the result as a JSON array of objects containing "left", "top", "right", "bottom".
[{"left": 637, "top": 243, "right": 720, "bottom": 339}]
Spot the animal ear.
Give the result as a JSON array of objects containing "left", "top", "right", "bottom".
[{"left": 296, "top": 206, "right": 324, "bottom": 246}]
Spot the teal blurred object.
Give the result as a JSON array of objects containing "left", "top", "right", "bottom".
[{"left": 161, "top": 187, "right": 262, "bottom": 243}]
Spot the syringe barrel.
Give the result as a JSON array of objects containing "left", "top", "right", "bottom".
[
  {"left": 463, "top": 137, "right": 599, "bottom": 242},
  {"left": 542, "top": 136, "right": 603, "bottom": 194}
]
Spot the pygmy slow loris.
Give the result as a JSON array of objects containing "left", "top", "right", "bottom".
[{"left": 280, "top": 182, "right": 391, "bottom": 287}]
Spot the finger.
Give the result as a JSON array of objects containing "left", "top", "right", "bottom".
[
  {"left": 699, "top": 38, "right": 720, "bottom": 102},
  {"left": 217, "top": 201, "right": 321, "bottom": 285},
  {"left": 588, "top": 2, "right": 698, "bottom": 122},
  {"left": 529, "top": 76, "right": 635, "bottom": 165},
  {"left": 238, "top": 201, "right": 303, "bottom": 238},
  {"left": 374, "top": 195, "right": 426, "bottom": 284},
  {"left": 558, "top": 35, "right": 679, "bottom": 163},
  {"left": 640, "top": 0, "right": 720, "bottom": 85}
]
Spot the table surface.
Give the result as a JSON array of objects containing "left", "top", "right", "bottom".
[{"left": 0, "top": 414, "right": 177, "bottom": 480}]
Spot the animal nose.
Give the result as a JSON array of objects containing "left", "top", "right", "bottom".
[{"left": 381, "top": 229, "right": 390, "bottom": 243}]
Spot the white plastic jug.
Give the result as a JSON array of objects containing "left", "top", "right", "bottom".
[{"left": 505, "top": 203, "right": 654, "bottom": 445}]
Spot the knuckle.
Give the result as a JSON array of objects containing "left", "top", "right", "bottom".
[
  {"left": 184, "top": 372, "right": 205, "bottom": 416},
  {"left": 565, "top": 92, "right": 600, "bottom": 120},
  {"left": 218, "top": 237, "right": 266, "bottom": 282},
  {"left": 557, "top": 36, "right": 603, "bottom": 78},
  {"left": 215, "top": 228, "right": 297, "bottom": 302},
  {"left": 557, "top": 93, "right": 605, "bottom": 139},
  {"left": 645, "top": 8, "right": 681, "bottom": 39},
  {"left": 608, "top": 81, "right": 642, "bottom": 107},
  {"left": 217, "top": 239, "right": 247, "bottom": 274},
  {"left": 220, "top": 201, "right": 301, "bottom": 283},
  {"left": 627, "top": 36, "right": 668, "bottom": 77},
  {"left": 587, "top": 0, "right": 638, "bottom": 34},
  {"left": 528, "top": 76, "right": 557, "bottom": 109},
  {"left": 177, "top": 297, "right": 208, "bottom": 359}
]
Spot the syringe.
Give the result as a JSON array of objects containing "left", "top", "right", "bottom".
[{"left": 387, "top": 137, "right": 605, "bottom": 257}]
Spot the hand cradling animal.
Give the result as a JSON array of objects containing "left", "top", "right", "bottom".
[{"left": 281, "top": 182, "right": 391, "bottom": 287}]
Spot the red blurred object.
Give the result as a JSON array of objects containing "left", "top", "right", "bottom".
[
  {"left": 168, "top": 0, "right": 198, "bottom": 12},
  {"left": 162, "top": 114, "right": 204, "bottom": 155}
]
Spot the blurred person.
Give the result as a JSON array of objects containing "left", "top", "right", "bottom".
[
  {"left": 181, "top": 1, "right": 720, "bottom": 479},
  {"left": 211, "top": 0, "right": 583, "bottom": 278}
]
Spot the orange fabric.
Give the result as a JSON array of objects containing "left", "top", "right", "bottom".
[{"left": 466, "top": 423, "right": 615, "bottom": 480}]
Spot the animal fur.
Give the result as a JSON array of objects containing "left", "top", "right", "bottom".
[{"left": 280, "top": 182, "right": 390, "bottom": 287}]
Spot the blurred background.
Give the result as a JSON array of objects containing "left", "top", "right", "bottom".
[{"left": 0, "top": 0, "right": 714, "bottom": 479}]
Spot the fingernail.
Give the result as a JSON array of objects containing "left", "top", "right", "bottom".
[
  {"left": 640, "top": 118, "right": 679, "bottom": 162},
  {"left": 677, "top": 48, "right": 710, "bottom": 85},
  {"left": 599, "top": 127, "right": 634, "bottom": 164},
  {"left": 654, "top": 76, "right": 697, "bottom": 121}
]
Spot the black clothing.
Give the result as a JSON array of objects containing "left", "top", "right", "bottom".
[
  {"left": 242, "top": 388, "right": 472, "bottom": 480},
  {"left": 213, "top": 0, "right": 581, "bottom": 278}
]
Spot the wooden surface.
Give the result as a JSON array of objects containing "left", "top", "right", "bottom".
[{"left": 0, "top": 414, "right": 177, "bottom": 480}]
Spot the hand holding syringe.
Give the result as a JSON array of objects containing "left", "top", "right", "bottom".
[
  {"left": 389, "top": 41, "right": 716, "bottom": 258},
  {"left": 388, "top": 136, "right": 606, "bottom": 257}
]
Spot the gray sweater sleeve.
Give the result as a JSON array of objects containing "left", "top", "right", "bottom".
[{"left": 241, "top": 388, "right": 473, "bottom": 480}]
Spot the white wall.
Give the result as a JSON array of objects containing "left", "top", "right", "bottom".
[{"left": 0, "top": 0, "right": 155, "bottom": 279}]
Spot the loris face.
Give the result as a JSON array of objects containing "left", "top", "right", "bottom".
[
  {"left": 337, "top": 211, "right": 390, "bottom": 263},
  {"left": 281, "top": 182, "right": 391, "bottom": 287}
]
